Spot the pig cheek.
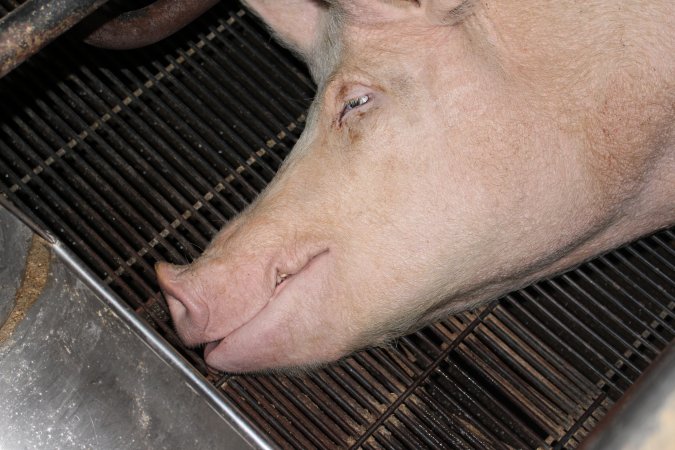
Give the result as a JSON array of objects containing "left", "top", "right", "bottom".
[
  {"left": 342, "top": 110, "right": 372, "bottom": 145},
  {"left": 348, "top": 124, "right": 362, "bottom": 145}
]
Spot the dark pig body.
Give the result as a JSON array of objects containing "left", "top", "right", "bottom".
[{"left": 156, "top": 0, "right": 675, "bottom": 372}]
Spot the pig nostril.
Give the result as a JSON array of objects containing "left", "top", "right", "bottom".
[
  {"left": 156, "top": 261, "right": 195, "bottom": 321},
  {"left": 165, "top": 294, "right": 187, "bottom": 317},
  {"left": 156, "top": 261, "right": 215, "bottom": 345}
]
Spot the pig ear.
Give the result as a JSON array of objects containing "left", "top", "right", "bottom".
[{"left": 242, "top": 0, "right": 329, "bottom": 58}]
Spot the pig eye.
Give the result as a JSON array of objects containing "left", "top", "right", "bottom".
[{"left": 340, "top": 94, "right": 370, "bottom": 120}]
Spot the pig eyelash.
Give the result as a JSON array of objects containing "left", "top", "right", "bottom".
[{"left": 340, "top": 94, "right": 370, "bottom": 121}]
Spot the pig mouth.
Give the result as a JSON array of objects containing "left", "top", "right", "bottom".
[
  {"left": 271, "top": 248, "right": 330, "bottom": 300},
  {"left": 203, "top": 248, "right": 331, "bottom": 365}
]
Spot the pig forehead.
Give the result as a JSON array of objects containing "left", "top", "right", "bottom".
[
  {"left": 335, "top": 0, "right": 476, "bottom": 25},
  {"left": 315, "top": 1, "right": 484, "bottom": 82},
  {"left": 313, "top": 23, "right": 441, "bottom": 88},
  {"left": 337, "top": 0, "right": 421, "bottom": 24}
]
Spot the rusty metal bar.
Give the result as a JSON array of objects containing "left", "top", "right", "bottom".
[
  {"left": 83, "top": 0, "right": 218, "bottom": 49},
  {"left": 0, "top": 0, "right": 109, "bottom": 78}
]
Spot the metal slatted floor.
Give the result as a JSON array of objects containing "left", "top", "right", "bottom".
[{"left": 1, "top": 2, "right": 673, "bottom": 448}]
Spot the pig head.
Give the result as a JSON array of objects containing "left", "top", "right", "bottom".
[{"left": 156, "top": 0, "right": 675, "bottom": 372}]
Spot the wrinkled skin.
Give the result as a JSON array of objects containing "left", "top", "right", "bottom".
[{"left": 156, "top": 0, "right": 675, "bottom": 373}]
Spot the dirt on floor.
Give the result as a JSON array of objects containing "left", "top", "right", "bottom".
[{"left": 0, "top": 236, "right": 51, "bottom": 344}]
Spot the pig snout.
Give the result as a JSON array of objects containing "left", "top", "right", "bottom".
[
  {"left": 156, "top": 262, "right": 208, "bottom": 347},
  {"left": 156, "top": 0, "right": 675, "bottom": 373},
  {"left": 156, "top": 222, "right": 349, "bottom": 372}
]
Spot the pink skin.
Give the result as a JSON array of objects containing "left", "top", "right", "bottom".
[{"left": 156, "top": 0, "right": 675, "bottom": 373}]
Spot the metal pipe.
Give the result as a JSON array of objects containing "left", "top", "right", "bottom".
[
  {"left": 83, "top": 0, "right": 219, "bottom": 50},
  {"left": 581, "top": 342, "right": 675, "bottom": 450},
  {"left": 0, "top": 0, "right": 109, "bottom": 78}
]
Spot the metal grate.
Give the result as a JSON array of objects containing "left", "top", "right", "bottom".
[{"left": 1, "top": 2, "right": 673, "bottom": 448}]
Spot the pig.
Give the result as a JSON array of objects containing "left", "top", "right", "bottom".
[{"left": 156, "top": 0, "right": 675, "bottom": 373}]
